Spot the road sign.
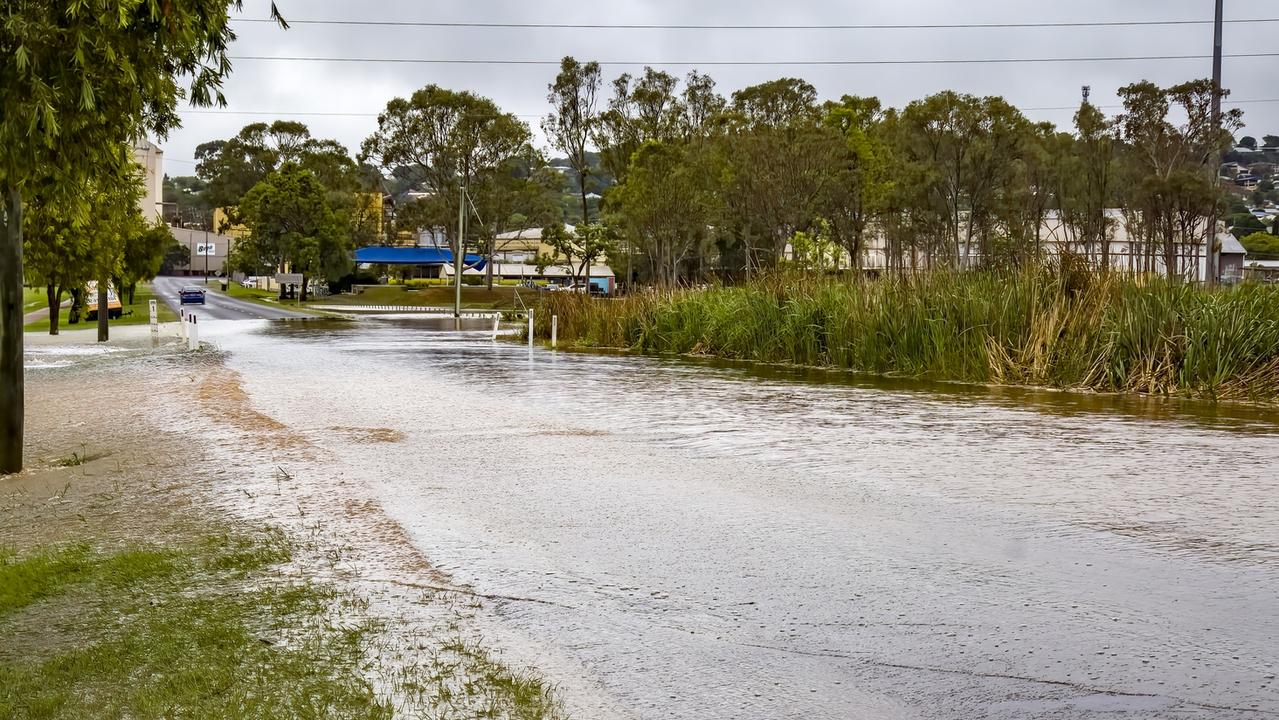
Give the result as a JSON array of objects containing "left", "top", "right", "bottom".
[
  {"left": 196, "top": 242, "right": 216, "bottom": 256},
  {"left": 276, "top": 273, "right": 304, "bottom": 285}
]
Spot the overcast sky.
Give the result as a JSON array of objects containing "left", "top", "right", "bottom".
[{"left": 160, "top": 0, "right": 1278, "bottom": 175}]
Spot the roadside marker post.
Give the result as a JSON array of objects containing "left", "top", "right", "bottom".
[
  {"left": 527, "top": 309, "right": 534, "bottom": 349},
  {"left": 188, "top": 315, "right": 199, "bottom": 351},
  {"left": 179, "top": 308, "right": 187, "bottom": 341},
  {"left": 491, "top": 312, "right": 500, "bottom": 341},
  {"left": 551, "top": 315, "right": 558, "bottom": 349},
  {"left": 148, "top": 300, "right": 158, "bottom": 333}
]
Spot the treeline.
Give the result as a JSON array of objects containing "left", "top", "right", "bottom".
[
  {"left": 562, "top": 64, "right": 1245, "bottom": 285},
  {"left": 22, "top": 163, "right": 188, "bottom": 335},
  {"left": 183, "top": 58, "right": 1257, "bottom": 293}
]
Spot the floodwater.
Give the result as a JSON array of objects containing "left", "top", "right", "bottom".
[{"left": 198, "top": 316, "right": 1279, "bottom": 719}]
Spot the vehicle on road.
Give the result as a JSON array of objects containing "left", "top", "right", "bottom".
[
  {"left": 84, "top": 282, "right": 122, "bottom": 321},
  {"left": 179, "top": 286, "right": 207, "bottom": 305}
]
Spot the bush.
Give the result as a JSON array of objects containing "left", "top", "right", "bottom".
[
  {"left": 534, "top": 270, "right": 1279, "bottom": 401},
  {"left": 1242, "top": 231, "right": 1279, "bottom": 259}
]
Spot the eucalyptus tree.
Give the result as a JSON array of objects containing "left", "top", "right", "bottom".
[
  {"left": 197, "top": 120, "right": 359, "bottom": 225},
  {"left": 543, "top": 57, "right": 604, "bottom": 230},
  {"left": 362, "top": 84, "right": 534, "bottom": 258},
  {"left": 610, "top": 140, "right": 720, "bottom": 286},
  {"left": 595, "top": 67, "right": 684, "bottom": 182},
  {"left": 1, "top": 0, "right": 282, "bottom": 471},
  {"left": 234, "top": 165, "right": 351, "bottom": 301},
  {"left": 819, "top": 96, "right": 893, "bottom": 270},
  {"left": 1066, "top": 101, "right": 1120, "bottom": 266},
  {"left": 1116, "top": 79, "right": 1241, "bottom": 279},
  {"left": 720, "top": 78, "right": 829, "bottom": 271}
]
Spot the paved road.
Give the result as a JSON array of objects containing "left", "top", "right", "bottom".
[{"left": 152, "top": 276, "right": 310, "bottom": 321}]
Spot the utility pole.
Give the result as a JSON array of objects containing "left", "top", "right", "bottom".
[
  {"left": 203, "top": 229, "right": 209, "bottom": 285},
  {"left": 1, "top": 189, "right": 23, "bottom": 473},
  {"left": 1208, "top": 0, "right": 1224, "bottom": 286},
  {"left": 96, "top": 279, "right": 109, "bottom": 342},
  {"left": 455, "top": 183, "right": 465, "bottom": 319}
]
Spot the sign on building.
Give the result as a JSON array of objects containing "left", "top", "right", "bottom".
[{"left": 196, "top": 242, "right": 216, "bottom": 256}]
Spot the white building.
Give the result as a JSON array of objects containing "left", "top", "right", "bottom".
[{"left": 132, "top": 138, "right": 164, "bottom": 221}]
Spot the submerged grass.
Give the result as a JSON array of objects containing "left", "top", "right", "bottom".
[
  {"left": 0, "top": 531, "right": 394, "bottom": 720},
  {"left": 536, "top": 270, "right": 1279, "bottom": 401},
  {"left": 0, "top": 528, "right": 565, "bottom": 720}
]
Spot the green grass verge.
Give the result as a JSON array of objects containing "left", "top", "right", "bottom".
[
  {"left": 23, "top": 284, "right": 177, "bottom": 334},
  {"left": 0, "top": 530, "right": 564, "bottom": 719},
  {"left": 0, "top": 531, "right": 392, "bottom": 720},
  {"left": 319, "top": 285, "right": 522, "bottom": 310},
  {"left": 22, "top": 288, "right": 45, "bottom": 312}
]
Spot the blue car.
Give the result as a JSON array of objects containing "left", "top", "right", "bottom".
[{"left": 178, "top": 286, "right": 206, "bottom": 305}]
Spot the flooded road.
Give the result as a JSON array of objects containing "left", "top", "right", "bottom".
[{"left": 198, "top": 316, "right": 1279, "bottom": 719}]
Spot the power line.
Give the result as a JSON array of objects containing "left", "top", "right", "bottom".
[
  {"left": 176, "top": 98, "right": 1279, "bottom": 118},
  {"left": 229, "top": 17, "right": 1279, "bottom": 30},
  {"left": 226, "top": 52, "right": 1279, "bottom": 67}
]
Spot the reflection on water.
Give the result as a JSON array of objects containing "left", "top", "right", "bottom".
[{"left": 211, "top": 316, "right": 1279, "bottom": 719}]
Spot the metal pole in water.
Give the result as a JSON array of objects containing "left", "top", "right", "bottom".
[
  {"left": 551, "top": 315, "right": 558, "bottom": 349},
  {"left": 527, "top": 308, "right": 534, "bottom": 349},
  {"left": 455, "top": 183, "right": 465, "bottom": 318}
]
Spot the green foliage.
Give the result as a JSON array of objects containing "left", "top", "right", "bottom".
[
  {"left": 1230, "top": 213, "right": 1267, "bottom": 239},
  {"left": 162, "top": 175, "right": 212, "bottom": 228},
  {"left": 362, "top": 84, "right": 537, "bottom": 255},
  {"left": 196, "top": 121, "right": 360, "bottom": 215},
  {"left": 160, "top": 237, "right": 191, "bottom": 275},
  {"left": 536, "top": 223, "right": 615, "bottom": 282},
  {"left": 235, "top": 165, "right": 353, "bottom": 299},
  {"left": 609, "top": 140, "right": 719, "bottom": 286},
  {"left": 543, "top": 58, "right": 604, "bottom": 225},
  {"left": 537, "top": 272, "right": 1279, "bottom": 401},
  {"left": 116, "top": 222, "right": 172, "bottom": 302},
  {"left": 1241, "top": 231, "right": 1279, "bottom": 259},
  {"left": 22, "top": 170, "right": 145, "bottom": 333}
]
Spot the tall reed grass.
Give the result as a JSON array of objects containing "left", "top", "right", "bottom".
[{"left": 534, "top": 271, "right": 1279, "bottom": 400}]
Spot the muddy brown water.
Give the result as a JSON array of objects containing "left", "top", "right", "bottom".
[{"left": 38, "top": 316, "right": 1279, "bottom": 719}]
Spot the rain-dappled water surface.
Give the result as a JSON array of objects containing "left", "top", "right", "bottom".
[{"left": 203, "top": 316, "right": 1279, "bottom": 719}]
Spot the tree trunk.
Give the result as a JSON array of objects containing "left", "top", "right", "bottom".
[
  {"left": 2, "top": 187, "right": 23, "bottom": 473},
  {"left": 97, "top": 279, "right": 109, "bottom": 342},
  {"left": 46, "top": 284, "right": 60, "bottom": 336},
  {"left": 299, "top": 273, "right": 309, "bottom": 303},
  {"left": 485, "top": 235, "right": 494, "bottom": 292}
]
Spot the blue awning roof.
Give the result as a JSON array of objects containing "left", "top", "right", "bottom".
[{"left": 355, "top": 246, "right": 486, "bottom": 271}]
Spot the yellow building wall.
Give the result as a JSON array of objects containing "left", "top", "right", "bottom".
[{"left": 212, "top": 207, "right": 250, "bottom": 239}]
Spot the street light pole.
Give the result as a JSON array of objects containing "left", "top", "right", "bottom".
[
  {"left": 203, "top": 229, "right": 209, "bottom": 285},
  {"left": 1208, "top": 0, "right": 1224, "bottom": 286},
  {"left": 455, "top": 183, "right": 465, "bottom": 319}
]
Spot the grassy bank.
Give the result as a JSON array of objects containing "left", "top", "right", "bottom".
[
  {"left": 23, "top": 284, "right": 177, "bottom": 333},
  {"left": 0, "top": 531, "right": 391, "bottom": 719},
  {"left": 317, "top": 285, "right": 522, "bottom": 310},
  {"left": 1, "top": 530, "right": 562, "bottom": 720},
  {"left": 535, "top": 271, "right": 1279, "bottom": 401}
]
